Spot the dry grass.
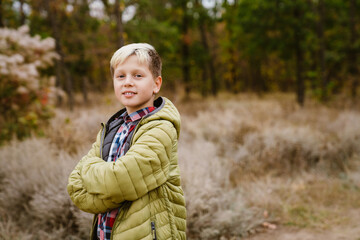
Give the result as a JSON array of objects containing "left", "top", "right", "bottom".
[
  {"left": 179, "top": 94, "right": 360, "bottom": 238},
  {"left": 0, "top": 137, "right": 93, "bottom": 239},
  {"left": 0, "top": 93, "right": 360, "bottom": 239}
]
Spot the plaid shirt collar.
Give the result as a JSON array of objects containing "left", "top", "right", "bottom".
[{"left": 120, "top": 106, "right": 156, "bottom": 123}]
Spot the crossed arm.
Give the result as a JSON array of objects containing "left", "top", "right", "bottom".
[{"left": 67, "top": 121, "right": 176, "bottom": 214}]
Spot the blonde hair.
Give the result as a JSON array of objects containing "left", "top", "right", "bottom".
[{"left": 110, "top": 43, "right": 162, "bottom": 78}]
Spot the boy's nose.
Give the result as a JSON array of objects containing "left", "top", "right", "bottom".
[{"left": 123, "top": 76, "right": 134, "bottom": 86}]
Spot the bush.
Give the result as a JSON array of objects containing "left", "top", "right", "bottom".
[
  {"left": 0, "top": 138, "right": 92, "bottom": 239},
  {"left": 0, "top": 25, "right": 59, "bottom": 144}
]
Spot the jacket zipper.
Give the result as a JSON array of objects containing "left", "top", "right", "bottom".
[
  {"left": 110, "top": 201, "right": 132, "bottom": 240},
  {"left": 108, "top": 117, "right": 148, "bottom": 240},
  {"left": 151, "top": 221, "right": 157, "bottom": 240},
  {"left": 131, "top": 118, "right": 158, "bottom": 240}
]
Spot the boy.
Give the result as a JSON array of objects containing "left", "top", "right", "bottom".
[{"left": 67, "top": 43, "right": 186, "bottom": 240}]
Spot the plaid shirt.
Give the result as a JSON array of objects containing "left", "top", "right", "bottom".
[{"left": 97, "top": 106, "right": 156, "bottom": 240}]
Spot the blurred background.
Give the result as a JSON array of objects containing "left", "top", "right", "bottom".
[{"left": 0, "top": 0, "right": 360, "bottom": 239}]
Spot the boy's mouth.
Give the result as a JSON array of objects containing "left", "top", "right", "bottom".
[{"left": 123, "top": 91, "right": 137, "bottom": 95}]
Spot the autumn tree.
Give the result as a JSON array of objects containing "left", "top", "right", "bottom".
[{"left": 0, "top": 26, "right": 58, "bottom": 143}]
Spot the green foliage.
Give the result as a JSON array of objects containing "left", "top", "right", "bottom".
[{"left": 1, "top": 0, "right": 359, "bottom": 104}]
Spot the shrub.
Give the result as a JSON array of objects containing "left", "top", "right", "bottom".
[
  {"left": 0, "top": 25, "right": 59, "bottom": 144},
  {"left": 0, "top": 138, "right": 92, "bottom": 239}
]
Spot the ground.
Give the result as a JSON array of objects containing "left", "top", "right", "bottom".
[{"left": 246, "top": 209, "right": 360, "bottom": 240}]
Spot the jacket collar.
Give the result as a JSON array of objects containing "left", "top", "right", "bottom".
[{"left": 106, "top": 97, "right": 165, "bottom": 125}]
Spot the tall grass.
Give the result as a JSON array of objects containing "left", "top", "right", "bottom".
[
  {"left": 0, "top": 137, "right": 92, "bottom": 239},
  {"left": 0, "top": 94, "right": 359, "bottom": 239}
]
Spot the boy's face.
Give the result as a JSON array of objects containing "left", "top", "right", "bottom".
[{"left": 113, "top": 55, "right": 162, "bottom": 114}]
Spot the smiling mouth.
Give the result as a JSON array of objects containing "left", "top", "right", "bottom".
[{"left": 123, "top": 92, "right": 136, "bottom": 95}]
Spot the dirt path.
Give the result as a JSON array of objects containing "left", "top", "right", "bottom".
[{"left": 245, "top": 209, "right": 360, "bottom": 240}]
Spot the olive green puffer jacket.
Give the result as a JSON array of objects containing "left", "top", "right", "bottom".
[{"left": 67, "top": 97, "right": 186, "bottom": 240}]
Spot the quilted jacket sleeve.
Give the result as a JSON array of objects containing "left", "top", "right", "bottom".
[
  {"left": 67, "top": 130, "right": 120, "bottom": 214},
  {"left": 80, "top": 120, "right": 176, "bottom": 204}
]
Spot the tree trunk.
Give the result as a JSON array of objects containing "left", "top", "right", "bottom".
[
  {"left": 208, "top": 42, "right": 217, "bottom": 96},
  {"left": 101, "top": 0, "right": 110, "bottom": 14},
  {"left": 181, "top": 1, "right": 191, "bottom": 97},
  {"left": 295, "top": 43, "right": 305, "bottom": 106},
  {"left": 78, "top": 0, "right": 90, "bottom": 104},
  {"left": 349, "top": 0, "right": 358, "bottom": 99},
  {"left": 64, "top": 67, "right": 74, "bottom": 110},
  {"left": 225, "top": 0, "right": 239, "bottom": 93},
  {"left": 114, "top": 0, "right": 124, "bottom": 48},
  {"left": 82, "top": 77, "right": 88, "bottom": 103},
  {"left": 0, "top": 0, "right": 3, "bottom": 27},
  {"left": 316, "top": 0, "right": 328, "bottom": 101},
  {"left": 196, "top": 0, "right": 217, "bottom": 96},
  {"left": 102, "top": 0, "right": 124, "bottom": 48},
  {"left": 206, "top": 13, "right": 218, "bottom": 96},
  {"left": 97, "top": 53, "right": 109, "bottom": 90},
  {"left": 229, "top": 48, "right": 238, "bottom": 93},
  {"left": 250, "top": 57, "right": 264, "bottom": 94},
  {"left": 45, "top": 0, "right": 74, "bottom": 110},
  {"left": 54, "top": 59, "right": 63, "bottom": 106},
  {"left": 294, "top": 4, "right": 305, "bottom": 106},
  {"left": 196, "top": 4, "right": 209, "bottom": 97},
  {"left": 19, "top": 0, "right": 26, "bottom": 25},
  {"left": 200, "top": 62, "right": 209, "bottom": 97}
]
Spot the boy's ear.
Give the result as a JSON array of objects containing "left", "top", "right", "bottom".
[{"left": 154, "top": 76, "right": 162, "bottom": 94}]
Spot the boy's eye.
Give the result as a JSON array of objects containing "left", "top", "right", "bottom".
[
  {"left": 134, "top": 74, "right": 142, "bottom": 78},
  {"left": 117, "top": 75, "right": 125, "bottom": 79}
]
